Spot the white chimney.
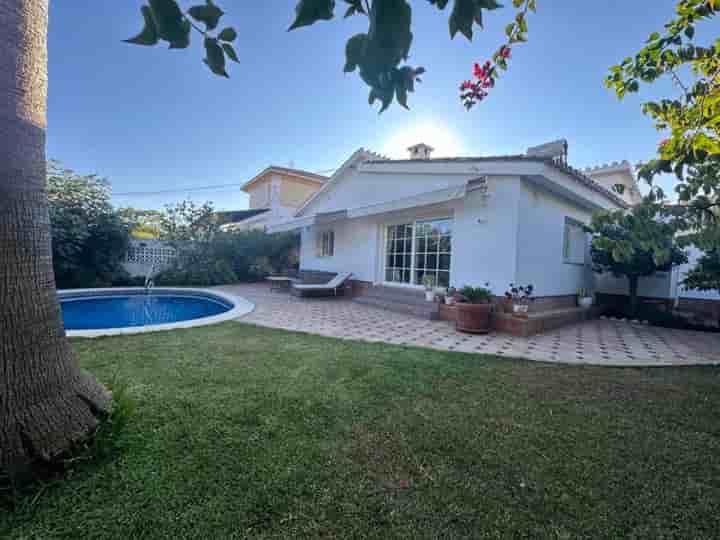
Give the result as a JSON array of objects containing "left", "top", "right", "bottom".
[
  {"left": 407, "top": 143, "right": 435, "bottom": 160},
  {"left": 526, "top": 139, "right": 568, "bottom": 164}
]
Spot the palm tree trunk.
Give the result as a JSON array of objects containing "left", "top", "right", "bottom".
[{"left": 0, "top": 0, "right": 110, "bottom": 471}]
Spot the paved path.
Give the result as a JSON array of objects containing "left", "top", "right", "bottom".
[{"left": 220, "top": 284, "right": 720, "bottom": 367}]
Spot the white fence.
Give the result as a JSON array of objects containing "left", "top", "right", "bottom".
[{"left": 123, "top": 239, "right": 177, "bottom": 277}]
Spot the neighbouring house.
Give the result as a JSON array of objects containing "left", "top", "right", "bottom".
[
  {"left": 269, "top": 140, "right": 640, "bottom": 333},
  {"left": 216, "top": 166, "right": 328, "bottom": 232}
]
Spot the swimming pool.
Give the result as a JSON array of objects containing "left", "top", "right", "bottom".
[{"left": 58, "top": 288, "right": 253, "bottom": 337}]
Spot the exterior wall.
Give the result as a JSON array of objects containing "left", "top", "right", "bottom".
[
  {"left": 247, "top": 173, "right": 323, "bottom": 211},
  {"left": 301, "top": 167, "right": 470, "bottom": 216},
  {"left": 279, "top": 175, "right": 322, "bottom": 208},
  {"left": 299, "top": 177, "right": 523, "bottom": 290},
  {"left": 300, "top": 216, "right": 379, "bottom": 281},
  {"left": 451, "top": 176, "right": 521, "bottom": 290},
  {"left": 587, "top": 170, "right": 642, "bottom": 206},
  {"left": 594, "top": 271, "right": 676, "bottom": 299},
  {"left": 515, "top": 181, "right": 594, "bottom": 297},
  {"left": 247, "top": 179, "right": 271, "bottom": 209}
]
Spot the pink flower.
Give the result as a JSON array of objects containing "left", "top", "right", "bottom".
[
  {"left": 499, "top": 46, "right": 511, "bottom": 59},
  {"left": 659, "top": 138, "right": 670, "bottom": 147}
]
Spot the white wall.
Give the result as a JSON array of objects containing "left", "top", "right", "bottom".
[
  {"left": 306, "top": 168, "right": 469, "bottom": 216},
  {"left": 299, "top": 178, "right": 523, "bottom": 291},
  {"left": 594, "top": 271, "right": 676, "bottom": 299},
  {"left": 515, "top": 181, "right": 594, "bottom": 297},
  {"left": 451, "top": 176, "right": 521, "bottom": 291},
  {"left": 300, "top": 217, "right": 379, "bottom": 281}
]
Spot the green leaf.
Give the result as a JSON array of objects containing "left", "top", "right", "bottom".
[
  {"left": 168, "top": 19, "right": 191, "bottom": 49},
  {"left": 124, "top": 5, "right": 159, "bottom": 46},
  {"left": 289, "top": 0, "right": 335, "bottom": 30},
  {"left": 148, "top": 0, "right": 189, "bottom": 45},
  {"left": 344, "top": 0, "right": 366, "bottom": 17},
  {"left": 684, "top": 25, "right": 695, "bottom": 39},
  {"left": 203, "top": 37, "right": 228, "bottom": 77},
  {"left": 188, "top": 0, "right": 225, "bottom": 31},
  {"left": 344, "top": 33, "right": 368, "bottom": 73},
  {"left": 221, "top": 42, "right": 239, "bottom": 63},
  {"left": 218, "top": 27, "right": 237, "bottom": 42},
  {"left": 449, "top": 0, "right": 476, "bottom": 39},
  {"left": 395, "top": 83, "right": 409, "bottom": 109}
]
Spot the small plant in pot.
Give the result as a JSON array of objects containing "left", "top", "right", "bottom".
[
  {"left": 504, "top": 283, "right": 534, "bottom": 318},
  {"left": 444, "top": 286, "right": 457, "bottom": 305},
  {"left": 455, "top": 284, "right": 493, "bottom": 334},
  {"left": 422, "top": 274, "right": 437, "bottom": 302},
  {"left": 577, "top": 288, "right": 594, "bottom": 309}
]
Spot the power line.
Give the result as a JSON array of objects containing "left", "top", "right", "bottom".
[
  {"left": 113, "top": 183, "right": 241, "bottom": 196},
  {"left": 112, "top": 167, "right": 338, "bottom": 197}
]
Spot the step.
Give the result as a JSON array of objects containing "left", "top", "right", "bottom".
[{"left": 353, "top": 286, "right": 440, "bottom": 320}]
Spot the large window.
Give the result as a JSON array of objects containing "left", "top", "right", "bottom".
[
  {"left": 317, "top": 230, "right": 334, "bottom": 257},
  {"left": 385, "top": 218, "right": 452, "bottom": 288},
  {"left": 563, "top": 217, "right": 586, "bottom": 265}
]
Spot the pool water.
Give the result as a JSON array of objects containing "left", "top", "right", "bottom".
[{"left": 60, "top": 294, "right": 232, "bottom": 330}]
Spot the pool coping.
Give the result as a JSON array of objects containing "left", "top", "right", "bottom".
[{"left": 58, "top": 287, "right": 255, "bottom": 338}]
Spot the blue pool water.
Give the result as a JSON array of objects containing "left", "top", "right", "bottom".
[{"left": 60, "top": 293, "right": 232, "bottom": 330}]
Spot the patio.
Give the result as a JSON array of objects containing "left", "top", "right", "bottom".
[{"left": 221, "top": 283, "right": 720, "bottom": 367}]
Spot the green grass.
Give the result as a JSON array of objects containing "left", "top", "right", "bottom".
[{"left": 2, "top": 322, "right": 720, "bottom": 539}]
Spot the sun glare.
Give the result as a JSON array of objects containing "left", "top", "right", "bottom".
[{"left": 381, "top": 121, "right": 465, "bottom": 159}]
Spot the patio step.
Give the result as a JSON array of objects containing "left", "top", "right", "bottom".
[{"left": 353, "top": 285, "right": 440, "bottom": 320}]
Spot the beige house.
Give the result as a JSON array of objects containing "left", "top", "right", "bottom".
[{"left": 218, "top": 166, "right": 328, "bottom": 232}]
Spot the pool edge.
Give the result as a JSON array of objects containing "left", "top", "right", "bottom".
[{"left": 58, "top": 287, "right": 255, "bottom": 338}]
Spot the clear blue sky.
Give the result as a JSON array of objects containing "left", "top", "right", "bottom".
[{"left": 48, "top": 1, "right": 682, "bottom": 211}]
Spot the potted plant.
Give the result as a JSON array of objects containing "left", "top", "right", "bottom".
[
  {"left": 422, "top": 275, "right": 437, "bottom": 302},
  {"left": 444, "top": 286, "right": 457, "bottom": 305},
  {"left": 504, "top": 283, "right": 534, "bottom": 318},
  {"left": 455, "top": 284, "right": 493, "bottom": 334},
  {"left": 577, "top": 288, "right": 594, "bottom": 308}
]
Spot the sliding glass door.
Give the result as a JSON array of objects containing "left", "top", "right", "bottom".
[{"left": 384, "top": 218, "right": 452, "bottom": 288}]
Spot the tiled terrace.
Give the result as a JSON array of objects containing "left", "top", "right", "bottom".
[{"left": 220, "top": 284, "right": 720, "bottom": 367}]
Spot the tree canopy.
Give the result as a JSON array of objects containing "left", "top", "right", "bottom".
[
  {"left": 47, "top": 163, "right": 131, "bottom": 288},
  {"left": 589, "top": 200, "right": 688, "bottom": 313}
]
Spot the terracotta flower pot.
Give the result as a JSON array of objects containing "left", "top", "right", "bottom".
[{"left": 456, "top": 302, "right": 492, "bottom": 334}]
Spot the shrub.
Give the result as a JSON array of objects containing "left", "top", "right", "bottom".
[
  {"left": 155, "top": 257, "right": 238, "bottom": 287},
  {"left": 458, "top": 285, "right": 493, "bottom": 304},
  {"left": 48, "top": 163, "right": 131, "bottom": 289}
]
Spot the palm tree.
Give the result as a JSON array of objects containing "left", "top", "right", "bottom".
[{"left": 0, "top": 0, "right": 110, "bottom": 470}]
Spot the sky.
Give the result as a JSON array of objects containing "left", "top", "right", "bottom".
[{"left": 47, "top": 1, "right": 686, "bottom": 211}]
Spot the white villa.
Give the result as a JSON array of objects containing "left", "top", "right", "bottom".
[{"left": 270, "top": 141, "right": 630, "bottom": 306}]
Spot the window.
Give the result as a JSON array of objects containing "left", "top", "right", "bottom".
[
  {"left": 563, "top": 217, "right": 586, "bottom": 265},
  {"left": 317, "top": 230, "right": 334, "bottom": 257},
  {"left": 385, "top": 218, "right": 452, "bottom": 287}
]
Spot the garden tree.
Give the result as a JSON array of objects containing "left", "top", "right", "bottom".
[
  {"left": 682, "top": 249, "right": 720, "bottom": 323},
  {"left": 605, "top": 0, "right": 720, "bottom": 248},
  {"left": 589, "top": 200, "right": 688, "bottom": 315},
  {"left": 117, "top": 207, "right": 164, "bottom": 239},
  {"left": 1, "top": 0, "right": 532, "bottom": 471},
  {"left": 159, "top": 200, "right": 219, "bottom": 242},
  {"left": 48, "top": 163, "right": 131, "bottom": 288}
]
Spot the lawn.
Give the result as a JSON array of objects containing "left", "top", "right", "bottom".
[{"left": 2, "top": 322, "right": 720, "bottom": 539}]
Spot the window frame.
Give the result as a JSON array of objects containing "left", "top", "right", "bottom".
[
  {"left": 317, "top": 230, "right": 335, "bottom": 258},
  {"left": 383, "top": 218, "right": 452, "bottom": 288},
  {"left": 562, "top": 216, "right": 587, "bottom": 266}
]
